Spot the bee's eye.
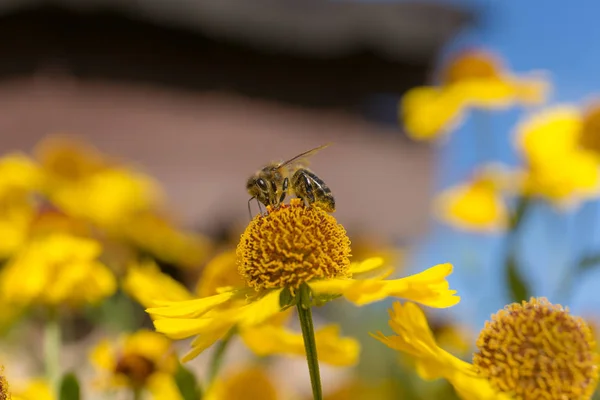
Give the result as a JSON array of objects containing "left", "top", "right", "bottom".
[{"left": 257, "top": 178, "right": 268, "bottom": 191}]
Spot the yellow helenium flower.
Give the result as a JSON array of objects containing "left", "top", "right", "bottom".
[
  {"left": 0, "top": 233, "right": 116, "bottom": 307},
  {"left": 11, "top": 378, "right": 54, "bottom": 400},
  {"left": 435, "top": 165, "right": 510, "bottom": 232},
  {"left": 373, "top": 298, "right": 599, "bottom": 400},
  {"left": 35, "top": 136, "right": 111, "bottom": 182},
  {"left": 402, "top": 49, "right": 549, "bottom": 140},
  {"left": 515, "top": 106, "right": 600, "bottom": 208},
  {"left": 89, "top": 330, "right": 182, "bottom": 400},
  {"left": 147, "top": 199, "right": 459, "bottom": 361},
  {"left": 50, "top": 168, "right": 161, "bottom": 227},
  {"left": 204, "top": 366, "right": 279, "bottom": 400},
  {"left": 35, "top": 136, "right": 162, "bottom": 227},
  {"left": 125, "top": 258, "right": 360, "bottom": 366}
]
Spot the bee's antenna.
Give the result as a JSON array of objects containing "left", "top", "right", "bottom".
[{"left": 248, "top": 197, "right": 255, "bottom": 221}]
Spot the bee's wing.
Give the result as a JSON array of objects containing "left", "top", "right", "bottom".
[{"left": 278, "top": 143, "right": 331, "bottom": 170}]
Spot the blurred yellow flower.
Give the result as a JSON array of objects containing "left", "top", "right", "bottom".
[
  {"left": 0, "top": 154, "right": 41, "bottom": 200},
  {"left": 147, "top": 199, "right": 459, "bottom": 361},
  {"left": 0, "top": 233, "right": 116, "bottom": 307},
  {"left": 123, "top": 260, "right": 194, "bottom": 306},
  {"left": 89, "top": 330, "right": 182, "bottom": 400},
  {"left": 35, "top": 136, "right": 110, "bottom": 182},
  {"left": 125, "top": 258, "right": 360, "bottom": 366},
  {"left": 0, "top": 203, "right": 34, "bottom": 260},
  {"left": 11, "top": 378, "right": 54, "bottom": 400},
  {"left": 515, "top": 106, "right": 600, "bottom": 208},
  {"left": 322, "top": 378, "right": 397, "bottom": 400},
  {"left": 204, "top": 366, "right": 279, "bottom": 400},
  {"left": 50, "top": 168, "right": 161, "bottom": 227},
  {"left": 435, "top": 165, "right": 510, "bottom": 232},
  {"left": 34, "top": 136, "right": 162, "bottom": 227},
  {"left": 240, "top": 323, "right": 359, "bottom": 366},
  {"left": 122, "top": 212, "right": 212, "bottom": 269},
  {"left": 373, "top": 298, "right": 599, "bottom": 400},
  {"left": 402, "top": 49, "right": 549, "bottom": 140}
]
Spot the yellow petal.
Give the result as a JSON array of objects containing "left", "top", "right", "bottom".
[
  {"left": 204, "top": 366, "right": 279, "bottom": 400},
  {"left": 147, "top": 372, "right": 184, "bottom": 400},
  {"left": 153, "top": 317, "right": 223, "bottom": 340},
  {"left": 12, "top": 378, "right": 55, "bottom": 400},
  {"left": 147, "top": 291, "right": 235, "bottom": 319},
  {"left": 435, "top": 172, "right": 509, "bottom": 233},
  {"left": 182, "top": 324, "right": 235, "bottom": 362},
  {"left": 236, "top": 289, "right": 283, "bottom": 328},
  {"left": 311, "top": 264, "right": 459, "bottom": 308},
  {"left": 372, "top": 301, "right": 509, "bottom": 400},
  {"left": 241, "top": 323, "right": 359, "bottom": 366},
  {"left": 515, "top": 105, "right": 582, "bottom": 166},
  {"left": 123, "top": 260, "right": 193, "bottom": 308},
  {"left": 401, "top": 86, "right": 466, "bottom": 141},
  {"left": 122, "top": 330, "right": 175, "bottom": 369},
  {"left": 89, "top": 339, "right": 116, "bottom": 371},
  {"left": 349, "top": 257, "right": 385, "bottom": 275}
]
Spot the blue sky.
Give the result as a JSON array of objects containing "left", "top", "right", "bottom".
[{"left": 408, "top": 0, "right": 600, "bottom": 329}]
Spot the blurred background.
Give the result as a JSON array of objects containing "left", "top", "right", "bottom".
[{"left": 3, "top": 0, "right": 600, "bottom": 399}]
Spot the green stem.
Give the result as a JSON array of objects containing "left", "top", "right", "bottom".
[
  {"left": 504, "top": 196, "right": 532, "bottom": 303},
  {"left": 296, "top": 284, "right": 322, "bottom": 400},
  {"left": 207, "top": 327, "right": 236, "bottom": 386},
  {"left": 44, "top": 311, "right": 61, "bottom": 396}
]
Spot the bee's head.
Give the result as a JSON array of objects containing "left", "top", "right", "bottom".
[{"left": 247, "top": 174, "right": 270, "bottom": 206}]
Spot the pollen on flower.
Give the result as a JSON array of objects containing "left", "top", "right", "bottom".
[
  {"left": 442, "top": 50, "right": 502, "bottom": 85},
  {"left": 473, "top": 297, "right": 599, "bottom": 400},
  {"left": 237, "top": 198, "right": 351, "bottom": 292},
  {"left": 114, "top": 353, "right": 156, "bottom": 388}
]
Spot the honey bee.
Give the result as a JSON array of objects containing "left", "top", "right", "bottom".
[{"left": 246, "top": 144, "right": 335, "bottom": 216}]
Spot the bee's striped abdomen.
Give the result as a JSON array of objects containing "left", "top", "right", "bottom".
[{"left": 291, "top": 168, "right": 335, "bottom": 212}]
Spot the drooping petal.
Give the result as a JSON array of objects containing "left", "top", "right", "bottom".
[
  {"left": 372, "top": 301, "right": 509, "bottom": 400},
  {"left": 147, "top": 291, "right": 235, "bottom": 319},
  {"left": 153, "top": 317, "right": 224, "bottom": 340},
  {"left": 123, "top": 261, "right": 193, "bottom": 308},
  {"left": 182, "top": 323, "right": 236, "bottom": 363},
  {"left": 349, "top": 257, "right": 385, "bottom": 275},
  {"left": 311, "top": 264, "right": 459, "bottom": 308},
  {"left": 241, "top": 323, "right": 359, "bottom": 366},
  {"left": 236, "top": 289, "right": 283, "bottom": 328}
]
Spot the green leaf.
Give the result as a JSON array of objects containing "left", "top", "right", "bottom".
[
  {"left": 59, "top": 373, "right": 80, "bottom": 400},
  {"left": 506, "top": 253, "right": 529, "bottom": 303},
  {"left": 279, "top": 287, "right": 297, "bottom": 311},
  {"left": 175, "top": 363, "right": 202, "bottom": 400}
]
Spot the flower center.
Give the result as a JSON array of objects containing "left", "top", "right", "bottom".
[
  {"left": 442, "top": 50, "right": 501, "bottom": 85},
  {"left": 114, "top": 353, "right": 156, "bottom": 387},
  {"left": 579, "top": 103, "right": 600, "bottom": 156},
  {"left": 237, "top": 198, "right": 351, "bottom": 292},
  {"left": 473, "top": 297, "right": 599, "bottom": 400}
]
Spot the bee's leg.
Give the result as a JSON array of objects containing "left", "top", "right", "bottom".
[
  {"left": 294, "top": 170, "right": 315, "bottom": 208},
  {"left": 279, "top": 177, "right": 289, "bottom": 205},
  {"left": 247, "top": 197, "right": 255, "bottom": 220},
  {"left": 257, "top": 200, "right": 265, "bottom": 215}
]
